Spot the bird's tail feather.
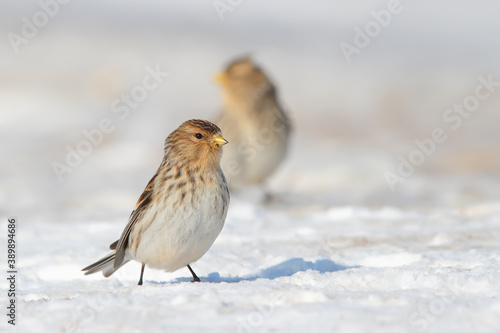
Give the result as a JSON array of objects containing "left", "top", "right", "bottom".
[{"left": 82, "top": 251, "right": 129, "bottom": 277}]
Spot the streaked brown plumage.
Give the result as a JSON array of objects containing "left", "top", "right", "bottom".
[
  {"left": 214, "top": 57, "right": 291, "bottom": 188},
  {"left": 82, "top": 119, "right": 229, "bottom": 284}
]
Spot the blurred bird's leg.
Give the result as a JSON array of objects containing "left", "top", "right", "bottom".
[
  {"left": 137, "top": 263, "right": 145, "bottom": 286},
  {"left": 262, "top": 184, "right": 277, "bottom": 205},
  {"left": 263, "top": 191, "right": 274, "bottom": 204},
  {"left": 187, "top": 265, "right": 201, "bottom": 282}
]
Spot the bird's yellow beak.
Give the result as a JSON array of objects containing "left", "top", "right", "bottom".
[
  {"left": 212, "top": 135, "right": 228, "bottom": 148},
  {"left": 214, "top": 72, "right": 228, "bottom": 85}
]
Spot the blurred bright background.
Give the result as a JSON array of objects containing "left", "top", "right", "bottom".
[
  {"left": 2, "top": 2, "right": 500, "bottom": 332},
  {"left": 2, "top": 0, "right": 500, "bottom": 223}
]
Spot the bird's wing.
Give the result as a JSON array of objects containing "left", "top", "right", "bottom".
[{"left": 114, "top": 170, "right": 158, "bottom": 267}]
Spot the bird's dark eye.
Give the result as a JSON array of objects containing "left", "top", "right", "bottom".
[{"left": 195, "top": 133, "right": 203, "bottom": 139}]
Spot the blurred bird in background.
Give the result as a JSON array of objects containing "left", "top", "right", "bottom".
[{"left": 214, "top": 57, "right": 291, "bottom": 196}]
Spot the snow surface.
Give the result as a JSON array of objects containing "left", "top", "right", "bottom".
[{"left": 1, "top": 1, "right": 500, "bottom": 332}]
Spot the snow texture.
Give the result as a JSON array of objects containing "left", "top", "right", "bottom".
[{"left": 1, "top": 1, "right": 500, "bottom": 332}]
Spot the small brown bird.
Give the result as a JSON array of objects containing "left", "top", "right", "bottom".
[
  {"left": 82, "top": 119, "right": 229, "bottom": 285},
  {"left": 214, "top": 57, "right": 291, "bottom": 189}
]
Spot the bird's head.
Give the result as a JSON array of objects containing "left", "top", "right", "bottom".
[
  {"left": 215, "top": 57, "right": 274, "bottom": 108},
  {"left": 165, "top": 119, "right": 228, "bottom": 168}
]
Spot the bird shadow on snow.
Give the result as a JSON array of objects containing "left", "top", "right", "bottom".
[{"left": 157, "top": 258, "right": 353, "bottom": 284}]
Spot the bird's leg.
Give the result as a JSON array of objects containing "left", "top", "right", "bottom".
[
  {"left": 262, "top": 184, "right": 276, "bottom": 205},
  {"left": 187, "top": 265, "right": 200, "bottom": 282},
  {"left": 137, "top": 263, "right": 145, "bottom": 286},
  {"left": 263, "top": 191, "right": 274, "bottom": 204}
]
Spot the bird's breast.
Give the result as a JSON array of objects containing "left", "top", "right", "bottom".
[{"left": 131, "top": 170, "right": 229, "bottom": 271}]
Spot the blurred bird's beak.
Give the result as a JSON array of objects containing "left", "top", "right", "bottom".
[
  {"left": 212, "top": 135, "right": 228, "bottom": 148},
  {"left": 214, "top": 72, "right": 227, "bottom": 84}
]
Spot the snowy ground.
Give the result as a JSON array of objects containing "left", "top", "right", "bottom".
[
  {"left": 1, "top": 1, "right": 500, "bottom": 332},
  {"left": 9, "top": 198, "right": 500, "bottom": 333}
]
